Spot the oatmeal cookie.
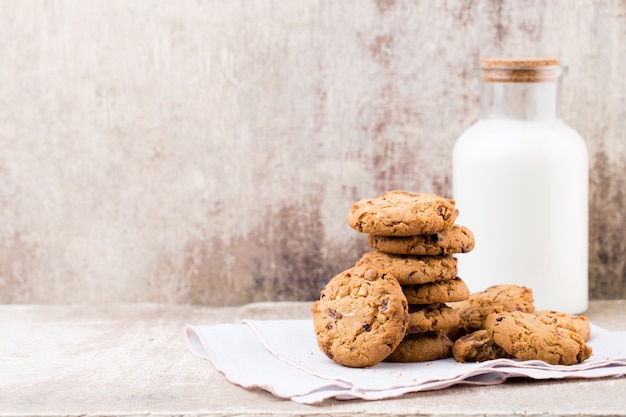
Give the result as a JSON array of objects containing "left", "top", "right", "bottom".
[
  {"left": 450, "top": 284, "right": 535, "bottom": 333},
  {"left": 347, "top": 190, "right": 458, "bottom": 236},
  {"left": 484, "top": 310, "right": 592, "bottom": 365},
  {"left": 406, "top": 303, "right": 460, "bottom": 334},
  {"left": 402, "top": 277, "right": 470, "bottom": 304},
  {"left": 355, "top": 251, "right": 458, "bottom": 285},
  {"left": 385, "top": 332, "right": 453, "bottom": 362},
  {"left": 368, "top": 225, "right": 475, "bottom": 256},
  {"left": 311, "top": 265, "right": 410, "bottom": 368},
  {"left": 452, "top": 329, "right": 513, "bottom": 363},
  {"left": 534, "top": 310, "right": 591, "bottom": 341}
]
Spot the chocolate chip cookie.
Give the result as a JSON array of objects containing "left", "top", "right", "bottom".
[
  {"left": 452, "top": 329, "right": 513, "bottom": 363},
  {"left": 347, "top": 190, "right": 458, "bottom": 236},
  {"left": 385, "top": 332, "right": 454, "bottom": 363},
  {"left": 368, "top": 225, "right": 475, "bottom": 256},
  {"left": 534, "top": 310, "right": 591, "bottom": 341},
  {"left": 450, "top": 284, "right": 535, "bottom": 333},
  {"left": 484, "top": 310, "right": 593, "bottom": 365},
  {"left": 311, "top": 265, "right": 410, "bottom": 368},
  {"left": 402, "top": 277, "right": 470, "bottom": 304},
  {"left": 407, "top": 303, "right": 460, "bottom": 334},
  {"left": 355, "top": 251, "right": 458, "bottom": 285}
]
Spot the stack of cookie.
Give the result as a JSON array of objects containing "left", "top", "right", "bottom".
[
  {"left": 347, "top": 190, "right": 475, "bottom": 363},
  {"left": 354, "top": 252, "right": 468, "bottom": 363},
  {"left": 311, "top": 190, "right": 476, "bottom": 367}
]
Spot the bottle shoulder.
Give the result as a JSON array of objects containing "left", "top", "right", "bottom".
[
  {"left": 455, "top": 119, "right": 586, "bottom": 146},
  {"left": 453, "top": 119, "right": 588, "bottom": 160}
]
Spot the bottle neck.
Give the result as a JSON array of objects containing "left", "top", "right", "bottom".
[{"left": 479, "top": 79, "right": 562, "bottom": 121}]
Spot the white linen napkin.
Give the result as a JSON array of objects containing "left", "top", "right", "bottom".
[{"left": 185, "top": 320, "right": 626, "bottom": 404}]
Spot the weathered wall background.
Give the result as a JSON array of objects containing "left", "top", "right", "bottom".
[{"left": 1, "top": 0, "right": 624, "bottom": 305}]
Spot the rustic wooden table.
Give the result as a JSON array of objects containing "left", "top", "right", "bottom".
[{"left": 2, "top": 300, "right": 626, "bottom": 417}]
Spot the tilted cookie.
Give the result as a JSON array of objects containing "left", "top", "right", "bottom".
[
  {"left": 484, "top": 310, "right": 592, "bottom": 365},
  {"left": 450, "top": 284, "right": 535, "bottom": 333},
  {"left": 385, "top": 331, "right": 453, "bottom": 363},
  {"left": 311, "top": 265, "right": 410, "bottom": 368},
  {"left": 355, "top": 251, "right": 458, "bottom": 285},
  {"left": 347, "top": 190, "right": 458, "bottom": 236},
  {"left": 406, "top": 303, "right": 460, "bottom": 334},
  {"left": 452, "top": 329, "right": 513, "bottom": 363},
  {"left": 534, "top": 310, "right": 591, "bottom": 341},
  {"left": 368, "top": 225, "right": 475, "bottom": 256},
  {"left": 402, "top": 277, "right": 470, "bottom": 304}
]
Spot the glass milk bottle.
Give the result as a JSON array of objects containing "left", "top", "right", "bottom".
[{"left": 452, "top": 58, "right": 589, "bottom": 313}]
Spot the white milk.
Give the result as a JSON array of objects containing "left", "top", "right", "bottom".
[{"left": 452, "top": 60, "right": 589, "bottom": 313}]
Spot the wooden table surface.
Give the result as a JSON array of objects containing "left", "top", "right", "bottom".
[{"left": 2, "top": 300, "right": 626, "bottom": 417}]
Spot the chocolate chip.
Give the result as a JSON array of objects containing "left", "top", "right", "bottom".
[
  {"left": 322, "top": 346, "right": 333, "bottom": 359},
  {"left": 327, "top": 308, "right": 342, "bottom": 319},
  {"left": 495, "top": 316, "right": 503, "bottom": 322},
  {"left": 427, "top": 234, "right": 441, "bottom": 243},
  {"left": 438, "top": 206, "right": 450, "bottom": 220}
]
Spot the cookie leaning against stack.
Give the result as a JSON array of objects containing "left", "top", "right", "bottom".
[
  {"left": 311, "top": 264, "right": 410, "bottom": 368},
  {"left": 312, "top": 190, "right": 475, "bottom": 366}
]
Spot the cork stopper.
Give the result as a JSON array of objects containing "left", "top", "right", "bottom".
[{"left": 480, "top": 58, "right": 565, "bottom": 82}]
